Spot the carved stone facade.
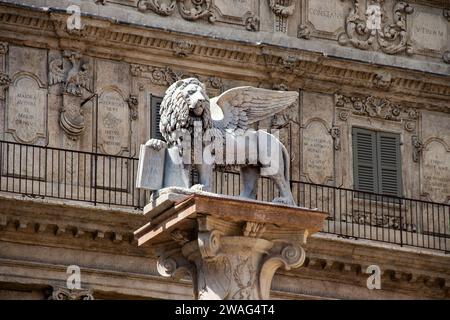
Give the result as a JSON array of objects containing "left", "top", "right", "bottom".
[{"left": 0, "top": 0, "right": 449, "bottom": 300}]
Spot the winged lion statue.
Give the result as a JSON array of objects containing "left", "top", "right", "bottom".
[{"left": 137, "top": 78, "right": 298, "bottom": 205}]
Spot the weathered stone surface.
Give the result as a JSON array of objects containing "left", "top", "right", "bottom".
[
  {"left": 300, "top": 92, "right": 334, "bottom": 185},
  {"left": 97, "top": 88, "right": 130, "bottom": 155},
  {"left": 411, "top": 5, "right": 449, "bottom": 55},
  {"left": 6, "top": 75, "right": 47, "bottom": 144},
  {"left": 305, "top": 0, "right": 350, "bottom": 38}
]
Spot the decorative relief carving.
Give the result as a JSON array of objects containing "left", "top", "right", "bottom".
[
  {"left": 330, "top": 126, "right": 341, "bottom": 150},
  {"left": 338, "top": 1, "right": 414, "bottom": 55},
  {"left": 269, "top": 0, "right": 296, "bottom": 33},
  {"left": 126, "top": 94, "right": 139, "bottom": 120},
  {"left": 338, "top": 109, "right": 350, "bottom": 121},
  {"left": 0, "top": 42, "right": 8, "bottom": 55},
  {"left": 179, "top": 0, "right": 216, "bottom": 22},
  {"left": 131, "top": 64, "right": 184, "bottom": 85},
  {"left": 444, "top": 9, "right": 450, "bottom": 22},
  {"left": 50, "top": 53, "right": 88, "bottom": 96},
  {"left": 49, "top": 51, "right": 92, "bottom": 140},
  {"left": 137, "top": 0, "right": 176, "bottom": 16},
  {"left": 268, "top": 0, "right": 295, "bottom": 17},
  {"left": 49, "top": 287, "right": 94, "bottom": 300},
  {"left": 297, "top": 24, "right": 311, "bottom": 39},
  {"left": 0, "top": 72, "right": 11, "bottom": 87},
  {"left": 335, "top": 94, "right": 419, "bottom": 132},
  {"left": 232, "top": 255, "right": 256, "bottom": 299},
  {"left": 336, "top": 94, "right": 395, "bottom": 120},
  {"left": 245, "top": 15, "right": 260, "bottom": 32},
  {"left": 138, "top": 0, "right": 215, "bottom": 23},
  {"left": 341, "top": 211, "right": 417, "bottom": 232},
  {"left": 373, "top": 71, "right": 392, "bottom": 90},
  {"left": 172, "top": 40, "right": 195, "bottom": 57},
  {"left": 242, "top": 221, "right": 266, "bottom": 237},
  {"left": 412, "top": 135, "right": 423, "bottom": 163},
  {"left": 443, "top": 51, "right": 450, "bottom": 64}
]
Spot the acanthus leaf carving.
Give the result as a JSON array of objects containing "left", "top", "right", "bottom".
[{"left": 338, "top": 0, "right": 414, "bottom": 56}]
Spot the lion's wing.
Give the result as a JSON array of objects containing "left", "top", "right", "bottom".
[{"left": 210, "top": 86, "right": 298, "bottom": 132}]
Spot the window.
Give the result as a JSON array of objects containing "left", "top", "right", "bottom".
[
  {"left": 352, "top": 128, "right": 402, "bottom": 197},
  {"left": 150, "top": 94, "right": 164, "bottom": 140}
]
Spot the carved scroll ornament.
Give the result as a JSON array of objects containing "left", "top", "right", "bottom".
[
  {"left": 138, "top": 0, "right": 215, "bottom": 23},
  {"left": 338, "top": 1, "right": 414, "bottom": 55}
]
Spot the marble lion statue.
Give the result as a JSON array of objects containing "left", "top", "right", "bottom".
[{"left": 140, "top": 78, "right": 298, "bottom": 205}]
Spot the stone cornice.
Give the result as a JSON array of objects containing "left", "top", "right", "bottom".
[{"left": 0, "top": 3, "right": 449, "bottom": 111}]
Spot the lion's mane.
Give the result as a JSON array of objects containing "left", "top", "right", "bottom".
[{"left": 159, "top": 78, "right": 212, "bottom": 146}]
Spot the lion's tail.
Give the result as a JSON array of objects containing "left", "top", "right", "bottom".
[{"left": 281, "top": 143, "right": 290, "bottom": 183}]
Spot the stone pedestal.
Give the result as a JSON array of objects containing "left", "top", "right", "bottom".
[{"left": 134, "top": 188, "right": 328, "bottom": 300}]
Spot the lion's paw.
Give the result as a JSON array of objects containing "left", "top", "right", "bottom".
[
  {"left": 145, "top": 139, "right": 166, "bottom": 151},
  {"left": 190, "top": 184, "right": 205, "bottom": 192},
  {"left": 273, "top": 197, "right": 294, "bottom": 205}
]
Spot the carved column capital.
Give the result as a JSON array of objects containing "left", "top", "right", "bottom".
[
  {"left": 157, "top": 216, "right": 307, "bottom": 300},
  {"left": 49, "top": 286, "right": 94, "bottom": 300}
]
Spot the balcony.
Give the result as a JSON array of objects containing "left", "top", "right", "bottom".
[{"left": 0, "top": 140, "right": 448, "bottom": 253}]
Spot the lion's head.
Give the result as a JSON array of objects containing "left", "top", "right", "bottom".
[{"left": 159, "top": 78, "right": 212, "bottom": 146}]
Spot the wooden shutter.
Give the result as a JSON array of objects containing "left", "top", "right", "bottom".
[
  {"left": 377, "top": 132, "right": 402, "bottom": 197},
  {"left": 353, "top": 128, "right": 378, "bottom": 194},
  {"left": 150, "top": 95, "right": 164, "bottom": 140}
]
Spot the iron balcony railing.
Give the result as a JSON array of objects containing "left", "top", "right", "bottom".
[
  {"left": 214, "top": 171, "right": 450, "bottom": 254},
  {"left": 0, "top": 139, "right": 150, "bottom": 208},
  {"left": 0, "top": 140, "right": 448, "bottom": 253}
]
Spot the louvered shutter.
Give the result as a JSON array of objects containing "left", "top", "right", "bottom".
[
  {"left": 377, "top": 132, "right": 402, "bottom": 197},
  {"left": 150, "top": 95, "right": 164, "bottom": 141},
  {"left": 353, "top": 128, "right": 378, "bottom": 194}
]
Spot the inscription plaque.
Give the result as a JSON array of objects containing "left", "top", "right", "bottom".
[
  {"left": 411, "top": 10, "right": 448, "bottom": 53},
  {"left": 7, "top": 75, "right": 47, "bottom": 144},
  {"left": 306, "top": 0, "right": 349, "bottom": 36},
  {"left": 214, "top": 0, "right": 253, "bottom": 18},
  {"left": 422, "top": 140, "right": 450, "bottom": 203},
  {"left": 97, "top": 89, "right": 130, "bottom": 156},
  {"left": 302, "top": 120, "right": 334, "bottom": 184}
]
